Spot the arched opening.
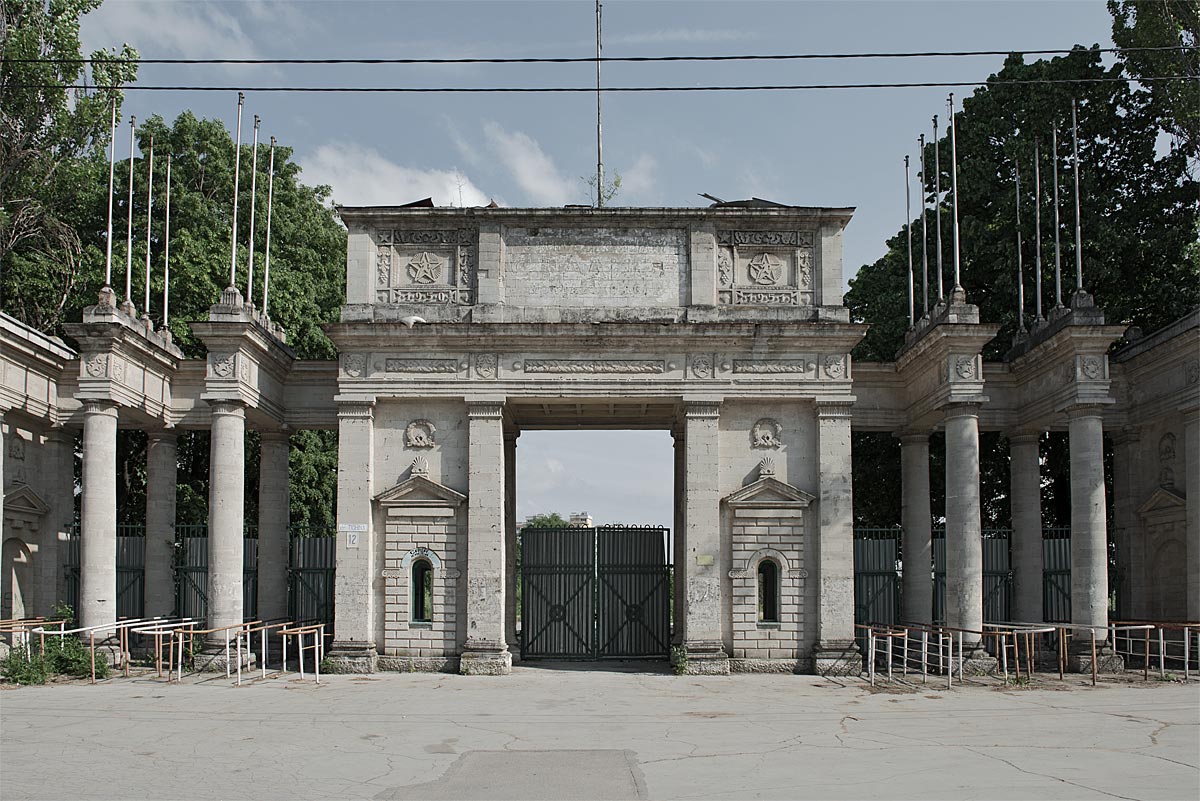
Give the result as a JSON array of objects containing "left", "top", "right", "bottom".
[
  {"left": 1, "top": 537, "right": 32, "bottom": 621},
  {"left": 757, "top": 559, "right": 780, "bottom": 624},
  {"left": 411, "top": 559, "right": 433, "bottom": 623}
]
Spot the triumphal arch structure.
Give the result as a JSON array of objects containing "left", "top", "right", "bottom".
[{"left": 2, "top": 201, "right": 1197, "bottom": 676}]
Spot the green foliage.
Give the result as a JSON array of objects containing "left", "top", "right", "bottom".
[
  {"left": 50, "top": 602, "right": 75, "bottom": 626},
  {"left": 0, "top": 647, "right": 46, "bottom": 684},
  {"left": 582, "top": 171, "right": 622, "bottom": 207},
  {"left": 523, "top": 512, "right": 572, "bottom": 529},
  {"left": 0, "top": 0, "right": 138, "bottom": 330},
  {"left": 0, "top": 634, "right": 111, "bottom": 684}
]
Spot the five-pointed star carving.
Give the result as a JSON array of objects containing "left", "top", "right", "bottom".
[{"left": 407, "top": 252, "right": 442, "bottom": 284}]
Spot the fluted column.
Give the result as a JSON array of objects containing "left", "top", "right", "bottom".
[
  {"left": 144, "top": 430, "right": 178, "bottom": 618},
  {"left": 206, "top": 400, "right": 245, "bottom": 648},
  {"left": 79, "top": 401, "right": 118, "bottom": 635},
  {"left": 899, "top": 432, "right": 933, "bottom": 625},
  {"left": 680, "top": 400, "right": 727, "bottom": 673},
  {"left": 329, "top": 400, "right": 377, "bottom": 672},
  {"left": 944, "top": 403, "right": 986, "bottom": 654},
  {"left": 1009, "top": 431, "right": 1044, "bottom": 624},
  {"left": 1067, "top": 407, "right": 1109, "bottom": 640},
  {"left": 257, "top": 431, "right": 291, "bottom": 623},
  {"left": 460, "top": 400, "right": 511, "bottom": 675},
  {"left": 815, "top": 401, "right": 857, "bottom": 673}
]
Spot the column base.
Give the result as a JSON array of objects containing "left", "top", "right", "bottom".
[
  {"left": 813, "top": 640, "right": 860, "bottom": 677},
  {"left": 323, "top": 641, "right": 379, "bottom": 674},
  {"left": 194, "top": 640, "right": 256, "bottom": 673},
  {"left": 459, "top": 642, "right": 512, "bottom": 676},
  {"left": 1067, "top": 642, "right": 1124, "bottom": 675},
  {"left": 959, "top": 646, "right": 999, "bottom": 676},
  {"left": 680, "top": 640, "right": 730, "bottom": 675}
]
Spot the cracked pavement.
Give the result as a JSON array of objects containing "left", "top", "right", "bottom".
[{"left": 1, "top": 666, "right": 1197, "bottom": 800}]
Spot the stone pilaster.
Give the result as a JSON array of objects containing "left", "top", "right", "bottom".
[
  {"left": 257, "top": 431, "right": 291, "bottom": 623},
  {"left": 203, "top": 400, "right": 247, "bottom": 660},
  {"left": 144, "top": 430, "right": 178, "bottom": 618},
  {"left": 503, "top": 430, "right": 519, "bottom": 655},
  {"left": 680, "top": 400, "right": 728, "bottom": 674},
  {"left": 1185, "top": 410, "right": 1199, "bottom": 623},
  {"left": 899, "top": 432, "right": 932, "bottom": 626},
  {"left": 328, "top": 400, "right": 377, "bottom": 673},
  {"left": 943, "top": 403, "right": 994, "bottom": 668},
  {"left": 814, "top": 400, "right": 858, "bottom": 674},
  {"left": 79, "top": 401, "right": 118, "bottom": 636},
  {"left": 1066, "top": 405, "right": 1121, "bottom": 672},
  {"left": 460, "top": 399, "right": 511, "bottom": 675},
  {"left": 1111, "top": 428, "right": 1142, "bottom": 620},
  {"left": 1009, "top": 431, "right": 1044, "bottom": 624}
]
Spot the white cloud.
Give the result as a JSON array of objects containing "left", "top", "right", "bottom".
[
  {"left": 483, "top": 121, "right": 576, "bottom": 207},
  {"left": 298, "top": 143, "right": 491, "bottom": 208},
  {"left": 614, "top": 154, "right": 658, "bottom": 205}
]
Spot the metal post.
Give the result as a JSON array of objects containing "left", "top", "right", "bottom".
[
  {"left": 229, "top": 93, "right": 244, "bottom": 289},
  {"left": 104, "top": 101, "right": 116, "bottom": 288},
  {"left": 1015, "top": 159, "right": 1025, "bottom": 331},
  {"left": 1033, "top": 140, "right": 1044, "bottom": 321},
  {"left": 1071, "top": 98, "right": 1083, "bottom": 292},
  {"left": 948, "top": 93, "right": 962, "bottom": 291},
  {"left": 933, "top": 115, "right": 944, "bottom": 301},
  {"left": 919, "top": 135, "right": 929, "bottom": 317},
  {"left": 125, "top": 115, "right": 136, "bottom": 309},
  {"left": 905, "top": 155, "right": 914, "bottom": 327},
  {"left": 1052, "top": 124, "right": 1063, "bottom": 308},
  {"left": 1159, "top": 628, "right": 1166, "bottom": 678},
  {"left": 245, "top": 116, "right": 260, "bottom": 305},
  {"left": 163, "top": 156, "right": 171, "bottom": 328},
  {"left": 921, "top": 630, "right": 928, "bottom": 683}
]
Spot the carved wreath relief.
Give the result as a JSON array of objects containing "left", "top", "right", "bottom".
[
  {"left": 716, "top": 230, "right": 815, "bottom": 307},
  {"left": 375, "top": 228, "right": 476, "bottom": 305},
  {"left": 342, "top": 353, "right": 366, "bottom": 378},
  {"left": 751, "top": 418, "right": 783, "bottom": 449},
  {"left": 1080, "top": 355, "right": 1104, "bottom": 381},
  {"left": 405, "top": 419, "right": 437, "bottom": 448}
]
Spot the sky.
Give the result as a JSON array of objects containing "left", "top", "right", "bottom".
[{"left": 78, "top": 0, "right": 1120, "bottom": 528}]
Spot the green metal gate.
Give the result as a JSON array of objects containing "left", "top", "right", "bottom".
[{"left": 521, "top": 526, "right": 670, "bottom": 660}]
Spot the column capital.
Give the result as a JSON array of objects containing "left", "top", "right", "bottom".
[
  {"left": 1063, "top": 403, "right": 1108, "bottom": 420},
  {"left": 336, "top": 400, "right": 374, "bottom": 420},
  {"left": 258, "top": 428, "right": 291, "bottom": 443},
  {"left": 683, "top": 400, "right": 721, "bottom": 420},
  {"left": 815, "top": 399, "right": 854, "bottom": 419},
  {"left": 942, "top": 401, "right": 981, "bottom": 421},
  {"left": 467, "top": 399, "right": 505, "bottom": 419},
  {"left": 503, "top": 429, "right": 520, "bottom": 445},
  {"left": 208, "top": 399, "right": 246, "bottom": 418},
  {"left": 895, "top": 429, "right": 930, "bottom": 445},
  {"left": 81, "top": 400, "right": 118, "bottom": 417},
  {"left": 1007, "top": 429, "right": 1042, "bottom": 445}
]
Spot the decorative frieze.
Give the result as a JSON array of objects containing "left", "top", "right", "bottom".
[
  {"left": 732, "top": 359, "right": 813, "bottom": 375},
  {"left": 384, "top": 358, "right": 460, "bottom": 374},
  {"left": 717, "top": 230, "right": 814, "bottom": 248},
  {"left": 523, "top": 359, "right": 665, "bottom": 374},
  {"left": 374, "top": 228, "right": 476, "bottom": 305}
]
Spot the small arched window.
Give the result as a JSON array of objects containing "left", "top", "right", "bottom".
[
  {"left": 758, "top": 559, "right": 780, "bottom": 624},
  {"left": 411, "top": 559, "right": 433, "bottom": 623}
]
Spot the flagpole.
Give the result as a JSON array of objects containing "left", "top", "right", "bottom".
[
  {"left": 948, "top": 93, "right": 962, "bottom": 292},
  {"left": 246, "top": 115, "right": 260, "bottom": 306},
  {"left": 124, "top": 115, "right": 136, "bottom": 311},
  {"left": 1033, "top": 139, "right": 1044, "bottom": 322},
  {"left": 1071, "top": 98, "right": 1083, "bottom": 294},
  {"left": 1015, "top": 158, "right": 1025, "bottom": 332},
  {"left": 1052, "top": 122, "right": 1063, "bottom": 309},
  {"left": 905, "top": 154, "right": 914, "bottom": 328},
  {"left": 163, "top": 155, "right": 172, "bottom": 329},
  {"left": 263, "top": 137, "right": 277, "bottom": 319},
  {"left": 230, "top": 92, "right": 244, "bottom": 291},
  {"left": 104, "top": 101, "right": 117, "bottom": 290},
  {"left": 933, "top": 114, "right": 943, "bottom": 301},
  {"left": 143, "top": 135, "right": 154, "bottom": 318},
  {"left": 918, "top": 134, "right": 929, "bottom": 318}
]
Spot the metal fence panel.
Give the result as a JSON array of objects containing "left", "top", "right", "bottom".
[
  {"left": 521, "top": 527, "right": 596, "bottom": 659},
  {"left": 1043, "top": 528, "right": 1072, "bottom": 623},
  {"left": 853, "top": 531, "right": 900, "bottom": 652},
  {"left": 596, "top": 527, "right": 670, "bottom": 658},
  {"left": 289, "top": 534, "right": 336, "bottom": 628}
]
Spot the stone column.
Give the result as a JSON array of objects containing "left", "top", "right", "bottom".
[
  {"left": 814, "top": 401, "right": 857, "bottom": 673},
  {"left": 1184, "top": 411, "right": 1199, "bottom": 623},
  {"left": 680, "top": 400, "right": 727, "bottom": 674},
  {"left": 1067, "top": 405, "right": 1117, "bottom": 670},
  {"left": 257, "top": 431, "right": 290, "bottom": 623},
  {"left": 899, "top": 432, "right": 933, "bottom": 625},
  {"left": 205, "top": 400, "right": 245, "bottom": 655},
  {"left": 460, "top": 400, "right": 511, "bottom": 675},
  {"left": 503, "top": 429, "right": 519, "bottom": 654},
  {"left": 943, "top": 403, "right": 992, "bottom": 665},
  {"left": 79, "top": 401, "right": 118, "bottom": 635},
  {"left": 1009, "top": 431, "right": 1043, "bottom": 624},
  {"left": 329, "top": 401, "right": 377, "bottom": 672},
  {"left": 144, "top": 430, "right": 178, "bottom": 618}
]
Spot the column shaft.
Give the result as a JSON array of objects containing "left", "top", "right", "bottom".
[
  {"left": 144, "top": 431, "right": 178, "bottom": 618},
  {"left": 1009, "top": 433, "right": 1043, "bottom": 623},
  {"left": 331, "top": 402, "right": 376, "bottom": 667},
  {"left": 815, "top": 402, "right": 856, "bottom": 669},
  {"left": 900, "top": 433, "right": 933, "bottom": 625},
  {"left": 257, "top": 432, "right": 290, "bottom": 623},
  {"left": 681, "top": 401, "right": 725, "bottom": 670},
  {"left": 207, "top": 401, "right": 245, "bottom": 641},
  {"left": 944, "top": 404, "right": 983, "bottom": 647},
  {"left": 461, "top": 400, "right": 510, "bottom": 674},
  {"left": 1068, "top": 409, "right": 1108, "bottom": 636},
  {"left": 79, "top": 402, "right": 118, "bottom": 634}
]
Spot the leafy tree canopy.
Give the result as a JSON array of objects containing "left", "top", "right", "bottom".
[{"left": 523, "top": 513, "right": 572, "bottom": 529}]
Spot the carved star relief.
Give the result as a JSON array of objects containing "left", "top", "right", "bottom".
[
  {"left": 407, "top": 252, "right": 443, "bottom": 285},
  {"left": 747, "top": 252, "right": 784, "bottom": 286}
]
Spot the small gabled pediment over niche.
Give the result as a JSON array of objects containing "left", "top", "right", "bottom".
[
  {"left": 4, "top": 484, "right": 50, "bottom": 519},
  {"left": 375, "top": 475, "right": 466, "bottom": 508},
  {"left": 1138, "top": 486, "right": 1185, "bottom": 519},
  {"left": 723, "top": 476, "right": 814, "bottom": 509}
]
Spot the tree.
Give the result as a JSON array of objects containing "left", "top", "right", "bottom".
[
  {"left": 523, "top": 512, "right": 571, "bottom": 529},
  {"left": 845, "top": 44, "right": 1199, "bottom": 528},
  {"left": 0, "top": 0, "right": 137, "bottom": 330}
]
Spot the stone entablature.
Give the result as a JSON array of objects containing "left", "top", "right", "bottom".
[{"left": 337, "top": 207, "right": 854, "bottom": 324}]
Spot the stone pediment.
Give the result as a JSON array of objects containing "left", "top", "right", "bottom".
[
  {"left": 723, "top": 477, "right": 814, "bottom": 508},
  {"left": 374, "top": 475, "right": 466, "bottom": 508},
  {"left": 4, "top": 484, "right": 50, "bottom": 530},
  {"left": 1138, "top": 487, "right": 1185, "bottom": 519}
]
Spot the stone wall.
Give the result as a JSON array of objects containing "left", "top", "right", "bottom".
[
  {"left": 379, "top": 509, "right": 461, "bottom": 669},
  {"left": 729, "top": 511, "right": 808, "bottom": 671}
]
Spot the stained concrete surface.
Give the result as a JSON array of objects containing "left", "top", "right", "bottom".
[{"left": 0, "top": 665, "right": 1196, "bottom": 801}]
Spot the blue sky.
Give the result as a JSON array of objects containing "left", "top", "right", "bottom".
[{"left": 80, "top": 0, "right": 1119, "bottom": 527}]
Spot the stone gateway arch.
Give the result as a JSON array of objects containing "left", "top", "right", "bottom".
[{"left": 1, "top": 202, "right": 1196, "bottom": 676}]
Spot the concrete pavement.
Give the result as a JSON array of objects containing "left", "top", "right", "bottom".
[{"left": 1, "top": 665, "right": 1197, "bottom": 800}]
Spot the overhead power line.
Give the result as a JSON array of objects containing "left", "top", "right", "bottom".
[
  {"left": 5, "top": 45, "right": 1195, "bottom": 65},
  {"left": 26, "top": 75, "right": 1197, "bottom": 94}
]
